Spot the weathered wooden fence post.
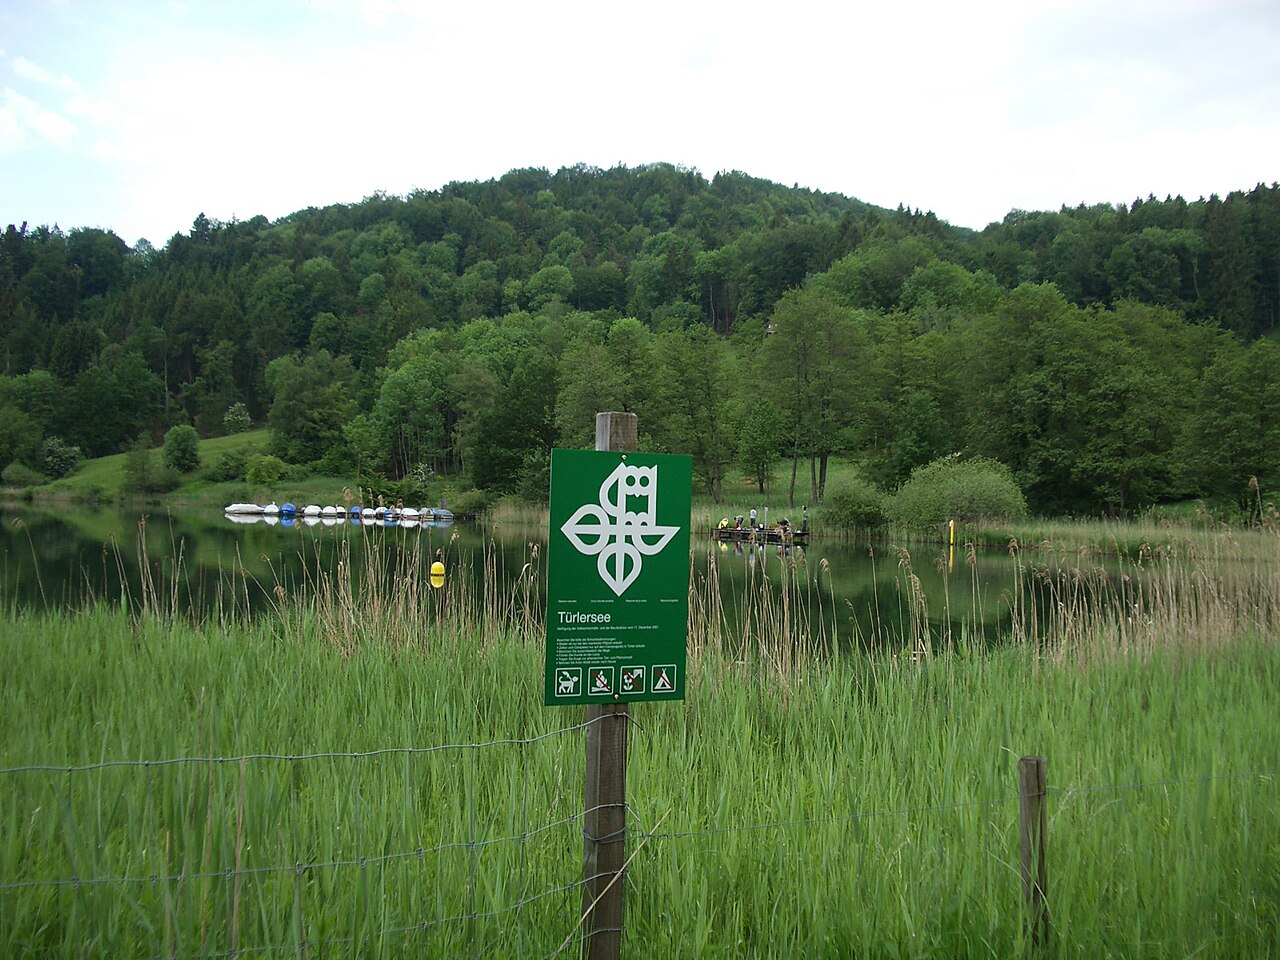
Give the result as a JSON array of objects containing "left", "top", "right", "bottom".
[
  {"left": 581, "top": 411, "right": 636, "bottom": 960},
  {"left": 1018, "top": 755, "right": 1049, "bottom": 950}
]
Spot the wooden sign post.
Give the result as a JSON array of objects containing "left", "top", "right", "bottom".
[
  {"left": 544, "top": 412, "right": 691, "bottom": 959},
  {"left": 1018, "top": 755, "right": 1049, "bottom": 950},
  {"left": 582, "top": 412, "right": 635, "bottom": 960}
]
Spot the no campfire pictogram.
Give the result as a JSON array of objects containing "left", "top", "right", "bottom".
[{"left": 588, "top": 667, "right": 615, "bottom": 696}]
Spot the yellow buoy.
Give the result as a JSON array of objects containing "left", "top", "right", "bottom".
[{"left": 430, "top": 560, "right": 445, "bottom": 589}]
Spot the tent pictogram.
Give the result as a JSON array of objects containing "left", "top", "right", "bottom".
[{"left": 652, "top": 665, "right": 676, "bottom": 692}]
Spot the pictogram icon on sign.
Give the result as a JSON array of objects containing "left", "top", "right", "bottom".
[
  {"left": 652, "top": 665, "right": 676, "bottom": 692},
  {"left": 588, "top": 666, "right": 615, "bottom": 696},
  {"left": 620, "top": 666, "right": 646, "bottom": 695},
  {"left": 554, "top": 668, "right": 581, "bottom": 697}
]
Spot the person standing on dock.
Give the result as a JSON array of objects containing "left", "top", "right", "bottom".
[{"left": 749, "top": 507, "right": 758, "bottom": 529}]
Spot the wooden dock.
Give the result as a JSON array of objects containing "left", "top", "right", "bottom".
[{"left": 711, "top": 527, "right": 808, "bottom": 546}]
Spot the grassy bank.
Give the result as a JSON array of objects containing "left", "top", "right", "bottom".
[
  {"left": 9, "top": 430, "right": 437, "bottom": 512},
  {"left": 966, "top": 510, "right": 1280, "bottom": 559},
  {"left": 11, "top": 430, "right": 275, "bottom": 506},
  {"left": 2, "top": 540, "right": 1278, "bottom": 957}
]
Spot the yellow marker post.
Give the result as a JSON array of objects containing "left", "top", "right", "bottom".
[
  {"left": 430, "top": 560, "right": 445, "bottom": 589},
  {"left": 948, "top": 519, "right": 955, "bottom": 572}
]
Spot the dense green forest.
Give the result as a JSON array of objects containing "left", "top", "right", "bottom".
[{"left": 2, "top": 164, "right": 1278, "bottom": 514}]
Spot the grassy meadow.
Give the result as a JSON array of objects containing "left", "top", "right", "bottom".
[{"left": 1, "top": 522, "right": 1278, "bottom": 957}]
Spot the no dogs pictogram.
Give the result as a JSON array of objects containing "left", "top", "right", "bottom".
[{"left": 554, "top": 668, "right": 581, "bottom": 697}]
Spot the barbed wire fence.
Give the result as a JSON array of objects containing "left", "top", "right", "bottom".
[
  {"left": 0, "top": 718, "right": 616, "bottom": 959},
  {"left": 1, "top": 719, "right": 1273, "bottom": 958}
]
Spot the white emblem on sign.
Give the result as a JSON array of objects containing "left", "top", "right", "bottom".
[
  {"left": 652, "top": 665, "right": 676, "bottom": 692},
  {"left": 561, "top": 462, "right": 680, "bottom": 596}
]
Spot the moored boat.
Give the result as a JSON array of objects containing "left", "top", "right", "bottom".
[{"left": 224, "top": 500, "right": 465, "bottom": 528}]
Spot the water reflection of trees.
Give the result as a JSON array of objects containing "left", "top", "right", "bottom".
[{"left": 0, "top": 508, "right": 1158, "bottom": 650}]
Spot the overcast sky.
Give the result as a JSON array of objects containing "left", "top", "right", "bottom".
[{"left": 2, "top": 0, "right": 1278, "bottom": 247}]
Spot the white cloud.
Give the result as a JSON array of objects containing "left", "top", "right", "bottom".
[
  {"left": 11, "top": 55, "right": 79, "bottom": 94},
  {"left": 90, "top": 136, "right": 129, "bottom": 161},
  {"left": 11, "top": 55, "right": 53, "bottom": 84},
  {"left": 6, "top": 52, "right": 111, "bottom": 138},
  {"left": 2, "top": 87, "right": 77, "bottom": 150},
  {"left": 0, "top": 102, "right": 23, "bottom": 156},
  {"left": 4, "top": 0, "right": 1278, "bottom": 242},
  {"left": 64, "top": 91, "right": 117, "bottom": 125}
]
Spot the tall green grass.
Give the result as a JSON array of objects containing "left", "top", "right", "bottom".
[{"left": 1, "top": 522, "right": 1278, "bottom": 957}]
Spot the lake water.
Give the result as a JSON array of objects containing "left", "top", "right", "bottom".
[{"left": 0, "top": 504, "right": 1103, "bottom": 648}]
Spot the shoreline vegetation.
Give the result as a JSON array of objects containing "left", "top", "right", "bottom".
[
  {"left": 5, "top": 429, "right": 1278, "bottom": 564},
  {"left": 2, "top": 519, "right": 1278, "bottom": 956}
]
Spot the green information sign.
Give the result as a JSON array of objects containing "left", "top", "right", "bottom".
[{"left": 544, "top": 448, "right": 692, "bottom": 706}]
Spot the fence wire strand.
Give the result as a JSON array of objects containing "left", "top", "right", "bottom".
[
  {"left": 2, "top": 717, "right": 1272, "bottom": 959},
  {"left": 1047, "top": 772, "right": 1273, "bottom": 796},
  {"left": 636, "top": 794, "right": 1024, "bottom": 843},
  {"left": 0, "top": 717, "right": 605, "bottom": 775}
]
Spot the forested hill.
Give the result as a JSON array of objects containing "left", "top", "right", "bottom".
[{"left": 2, "top": 164, "right": 1278, "bottom": 514}]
